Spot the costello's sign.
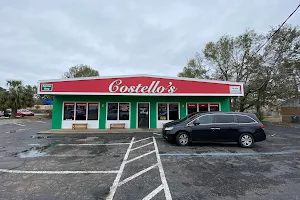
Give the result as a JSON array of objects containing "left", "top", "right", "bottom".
[
  {"left": 109, "top": 80, "right": 178, "bottom": 94},
  {"left": 37, "top": 75, "right": 244, "bottom": 96}
]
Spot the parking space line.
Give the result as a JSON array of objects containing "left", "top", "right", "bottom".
[
  {"left": 28, "top": 144, "right": 41, "bottom": 146},
  {"left": 153, "top": 137, "right": 172, "bottom": 200},
  {"left": 118, "top": 164, "right": 159, "bottom": 187},
  {"left": 142, "top": 184, "right": 164, "bottom": 200},
  {"left": 53, "top": 143, "right": 130, "bottom": 146},
  {"left": 0, "top": 169, "right": 118, "bottom": 174},
  {"left": 159, "top": 151, "right": 294, "bottom": 157},
  {"left": 107, "top": 137, "right": 135, "bottom": 200},
  {"left": 28, "top": 143, "right": 130, "bottom": 146},
  {"left": 37, "top": 121, "right": 47, "bottom": 123},
  {"left": 126, "top": 150, "right": 156, "bottom": 164},
  {"left": 133, "top": 137, "right": 152, "bottom": 143},
  {"left": 13, "top": 123, "right": 25, "bottom": 126},
  {"left": 44, "top": 154, "right": 98, "bottom": 157},
  {"left": 131, "top": 142, "right": 154, "bottom": 151},
  {"left": 153, "top": 133, "right": 161, "bottom": 136}
]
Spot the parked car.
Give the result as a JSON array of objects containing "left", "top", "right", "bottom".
[
  {"left": 162, "top": 112, "right": 266, "bottom": 148},
  {"left": 0, "top": 111, "right": 4, "bottom": 117},
  {"left": 17, "top": 109, "right": 34, "bottom": 117},
  {"left": 4, "top": 109, "right": 11, "bottom": 117}
]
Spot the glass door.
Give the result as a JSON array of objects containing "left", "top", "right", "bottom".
[{"left": 138, "top": 103, "right": 149, "bottom": 128}]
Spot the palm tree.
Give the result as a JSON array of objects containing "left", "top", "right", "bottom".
[{"left": 5, "top": 80, "right": 35, "bottom": 118}]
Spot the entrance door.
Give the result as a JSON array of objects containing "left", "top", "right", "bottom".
[{"left": 138, "top": 103, "right": 149, "bottom": 128}]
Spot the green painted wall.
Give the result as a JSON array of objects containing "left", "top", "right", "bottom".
[
  {"left": 52, "top": 95, "right": 231, "bottom": 129},
  {"left": 52, "top": 96, "right": 63, "bottom": 129}
]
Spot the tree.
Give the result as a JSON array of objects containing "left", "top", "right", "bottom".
[
  {"left": 0, "top": 87, "right": 7, "bottom": 111},
  {"left": 63, "top": 64, "right": 99, "bottom": 78},
  {"left": 180, "top": 25, "right": 300, "bottom": 119},
  {"left": 1, "top": 80, "right": 35, "bottom": 118},
  {"left": 178, "top": 53, "right": 209, "bottom": 79}
]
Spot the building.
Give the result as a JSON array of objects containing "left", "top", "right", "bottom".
[
  {"left": 37, "top": 75, "right": 244, "bottom": 129},
  {"left": 281, "top": 97, "right": 300, "bottom": 123}
]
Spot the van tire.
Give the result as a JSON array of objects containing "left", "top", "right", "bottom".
[
  {"left": 176, "top": 132, "right": 190, "bottom": 146},
  {"left": 239, "top": 133, "right": 254, "bottom": 148}
]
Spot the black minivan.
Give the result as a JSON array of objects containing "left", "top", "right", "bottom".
[{"left": 162, "top": 112, "right": 266, "bottom": 148}]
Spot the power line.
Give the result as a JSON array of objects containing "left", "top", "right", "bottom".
[{"left": 252, "top": 3, "right": 300, "bottom": 56}]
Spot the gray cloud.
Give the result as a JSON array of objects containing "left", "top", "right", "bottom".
[{"left": 0, "top": 0, "right": 299, "bottom": 87}]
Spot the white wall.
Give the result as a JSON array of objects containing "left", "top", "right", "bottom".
[
  {"left": 106, "top": 120, "right": 130, "bottom": 129},
  {"left": 157, "top": 120, "right": 172, "bottom": 128},
  {"left": 62, "top": 120, "right": 99, "bottom": 129}
]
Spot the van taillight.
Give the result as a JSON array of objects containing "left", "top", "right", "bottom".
[{"left": 261, "top": 125, "right": 265, "bottom": 129}]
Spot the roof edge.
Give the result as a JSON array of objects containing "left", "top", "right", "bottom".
[{"left": 37, "top": 74, "right": 244, "bottom": 85}]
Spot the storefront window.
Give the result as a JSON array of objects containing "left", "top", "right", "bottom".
[
  {"left": 158, "top": 103, "right": 167, "bottom": 120},
  {"left": 169, "top": 103, "right": 179, "bottom": 120},
  {"left": 119, "top": 103, "right": 130, "bottom": 120},
  {"left": 107, "top": 103, "right": 118, "bottom": 120},
  {"left": 88, "top": 103, "right": 98, "bottom": 120},
  {"left": 63, "top": 103, "right": 74, "bottom": 120},
  {"left": 210, "top": 104, "right": 220, "bottom": 111},
  {"left": 199, "top": 104, "right": 209, "bottom": 112},
  {"left": 75, "top": 103, "right": 87, "bottom": 120},
  {"left": 107, "top": 103, "right": 130, "bottom": 120},
  {"left": 187, "top": 103, "right": 197, "bottom": 114}
]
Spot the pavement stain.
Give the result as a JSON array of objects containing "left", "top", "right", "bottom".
[
  {"left": 187, "top": 158, "right": 284, "bottom": 198},
  {"left": 15, "top": 142, "right": 55, "bottom": 158}
]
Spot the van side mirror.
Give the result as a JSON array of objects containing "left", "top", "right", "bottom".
[{"left": 193, "top": 121, "right": 200, "bottom": 126}]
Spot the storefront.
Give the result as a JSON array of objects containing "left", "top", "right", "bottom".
[{"left": 37, "top": 75, "right": 244, "bottom": 129}]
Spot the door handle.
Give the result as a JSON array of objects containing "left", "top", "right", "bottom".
[{"left": 211, "top": 127, "right": 220, "bottom": 130}]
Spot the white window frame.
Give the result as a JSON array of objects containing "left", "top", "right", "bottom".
[
  {"left": 106, "top": 102, "right": 130, "bottom": 121},
  {"left": 157, "top": 102, "right": 180, "bottom": 121},
  {"left": 186, "top": 102, "right": 221, "bottom": 114},
  {"left": 62, "top": 101, "right": 100, "bottom": 121}
]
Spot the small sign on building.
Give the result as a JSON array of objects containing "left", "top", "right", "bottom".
[
  {"left": 41, "top": 84, "right": 53, "bottom": 91},
  {"left": 229, "top": 86, "right": 241, "bottom": 94}
]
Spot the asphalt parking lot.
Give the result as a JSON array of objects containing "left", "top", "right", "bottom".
[{"left": 0, "top": 120, "right": 300, "bottom": 200}]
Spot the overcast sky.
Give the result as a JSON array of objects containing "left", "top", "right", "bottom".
[{"left": 0, "top": 0, "right": 299, "bottom": 88}]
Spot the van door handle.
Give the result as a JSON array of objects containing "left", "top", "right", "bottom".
[{"left": 211, "top": 127, "right": 220, "bottom": 130}]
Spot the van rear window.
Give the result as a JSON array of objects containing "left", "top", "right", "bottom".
[{"left": 237, "top": 115, "right": 256, "bottom": 123}]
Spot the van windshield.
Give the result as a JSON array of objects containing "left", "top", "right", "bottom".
[{"left": 179, "top": 112, "right": 200, "bottom": 122}]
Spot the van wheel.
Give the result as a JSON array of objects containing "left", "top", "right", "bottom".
[
  {"left": 176, "top": 132, "right": 190, "bottom": 146},
  {"left": 239, "top": 133, "right": 254, "bottom": 148}
]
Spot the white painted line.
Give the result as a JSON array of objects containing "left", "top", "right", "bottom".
[
  {"left": 0, "top": 169, "right": 118, "bottom": 174},
  {"left": 126, "top": 150, "right": 156, "bottom": 164},
  {"left": 4, "top": 132, "right": 10, "bottom": 134},
  {"left": 131, "top": 142, "right": 154, "bottom": 151},
  {"left": 107, "top": 137, "right": 135, "bottom": 200},
  {"left": 142, "top": 184, "right": 164, "bottom": 200},
  {"left": 37, "top": 121, "right": 47, "bottom": 123},
  {"left": 153, "top": 133, "right": 161, "bottom": 136},
  {"left": 28, "top": 144, "right": 41, "bottom": 146},
  {"left": 133, "top": 137, "right": 152, "bottom": 143},
  {"left": 13, "top": 123, "right": 25, "bottom": 126},
  {"left": 56, "top": 143, "right": 130, "bottom": 146},
  {"left": 118, "top": 164, "right": 158, "bottom": 187},
  {"left": 16, "top": 128, "right": 29, "bottom": 132},
  {"left": 44, "top": 154, "right": 98, "bottom": 157},
  {"left": 153, "top": 137, "right": 172, "bottom": 200}
]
